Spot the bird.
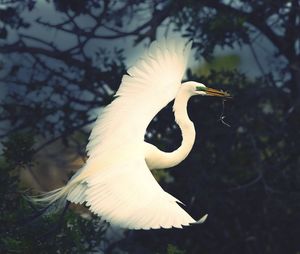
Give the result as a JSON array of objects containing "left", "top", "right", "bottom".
[{"left": 33, "top": 37, "right": 231, "bottom": 230}]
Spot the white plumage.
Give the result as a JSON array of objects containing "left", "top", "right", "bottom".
[
  {"left": 32, "top": 36, "right": 229, "bottom": 230},
  {"left": 86, "top": 38, "right": 190, "bottom": 160}
]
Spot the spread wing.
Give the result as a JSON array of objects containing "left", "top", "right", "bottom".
[
  {"left": 86, "top": 37, "right": 191, "bottom": 161},
  {"left": 68, "top": 37, "right": 207, "bottom": 229},
  {"left": 83, "top": 155, "right": 207, "bottom": 229}
]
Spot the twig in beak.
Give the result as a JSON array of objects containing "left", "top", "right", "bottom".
[{"left": 219, "top": 99, "right": 231, "bottom": 127}]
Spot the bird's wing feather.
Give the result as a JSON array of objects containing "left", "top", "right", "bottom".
[
  {"left": 85, "top": 37, "right": 191, "bottom": 163},
  {"left": 68, "top": 37, "right": 203, "bottom": 229},
  {"left": 82, "top": 154, "right": 201, "bottom": 229}
]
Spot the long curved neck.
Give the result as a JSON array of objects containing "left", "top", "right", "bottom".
[
  {"left": 168, "top": 88, "right": 196, "bottom": 167},
  {"left": 145, "top": 88, "right": 195, "bottom": 169}
]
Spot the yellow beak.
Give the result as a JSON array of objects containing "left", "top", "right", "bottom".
[{"left": 206, "top": 88, "right": 232, "bottom": 98}]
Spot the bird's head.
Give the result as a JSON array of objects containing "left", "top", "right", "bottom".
[{"left": 183, "top": 81, "right": 231, "bottom": 98}]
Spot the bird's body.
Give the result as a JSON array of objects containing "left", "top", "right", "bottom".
[{"left": 34, "top": 37, "right": 230, "bottom": 230}]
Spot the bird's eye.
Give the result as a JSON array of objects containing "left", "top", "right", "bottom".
[{"left": 196, "top": 86, "right": 207, "bottom": 92}]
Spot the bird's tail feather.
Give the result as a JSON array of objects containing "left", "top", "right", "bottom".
[{"left": 28, "top": 180, "right": 78, "bottom": 213}]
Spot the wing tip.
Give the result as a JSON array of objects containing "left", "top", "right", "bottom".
[{"left": 195, "top": 214, "right": 208, "bottom": 224}]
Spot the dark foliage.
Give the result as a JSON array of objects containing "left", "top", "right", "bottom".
[{"left": 0, "top": 134, "right": 109, "bottom": 253}]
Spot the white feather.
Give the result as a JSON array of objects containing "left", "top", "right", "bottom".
[
  {"left": 68, "top": 36, "right": 199, "bottom": 229},
  {"left": 34, "top": 37, "right": 207, "bottom": 230},
  {"left": 82, "top": 154, "right": 198, "bottom": 229}
]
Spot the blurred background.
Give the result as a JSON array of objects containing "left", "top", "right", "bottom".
[{"left": 0, "top": 0, "right": 299, "bottom": 253}]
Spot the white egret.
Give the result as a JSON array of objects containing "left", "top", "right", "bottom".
[{"left": 34, "top": 37, "right": 230, "bottom": 230}]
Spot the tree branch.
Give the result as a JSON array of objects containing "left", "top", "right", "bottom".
[{"left": 200, "top": 0, "right": 289, "bottom": 59}]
